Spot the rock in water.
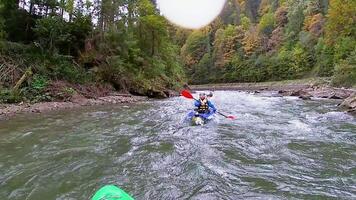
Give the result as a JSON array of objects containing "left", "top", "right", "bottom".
[
  {"left": 340, "top": 93, "right": 356, "bottom": 114},
  {"left": 290, "top": 90, "right": 312, "bottom": 100}
]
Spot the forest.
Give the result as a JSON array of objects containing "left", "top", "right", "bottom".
[
  {"left": 0, "top": 0, "right": 355, "bottom": 103},
  {"left": 0, "top": 0, "right": 185, "bottom": 102},
  {"left": 181, "top": 0, "right": 356, "bottom": 85}
]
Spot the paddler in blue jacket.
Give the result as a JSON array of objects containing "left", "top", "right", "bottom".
[{"left": 195, "top": 93, "right": 217, "bottom": 114}]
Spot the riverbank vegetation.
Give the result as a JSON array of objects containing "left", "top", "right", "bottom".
[
  {"left": 181, "top": 0, "right": 356, "bottom": 87},
  {"left": 0, "top": 0, "right": 184, "bottom": 103}
]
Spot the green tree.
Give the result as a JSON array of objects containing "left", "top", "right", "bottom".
[
  {"left": 0, "top": 15, "right": 6, "bottom": 40},
  {"left": 240, "top": 14, "right": 251, "bottom": 30},
  {"left": 258, "top": 12, "right": 275, "bottom": 36},
  {"left": 181, "top": 29, "right": 210, "bottom": 68},
  {"left": 325, "top": 0, "right": 356, "bottom": 44},
  {"left": 285, "top": 1, "right": 305, "bottom": 41},
  {"left": 213, "top": 25, "right": 244, "bottom": 68},
  {"left": 332, "top": 48, "right": 356, "bottom": 87}
]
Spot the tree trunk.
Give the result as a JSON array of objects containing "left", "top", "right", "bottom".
[
  {"left": 151, "top": 30, "right": 155, "bottom": 56},
  {"left": 61, "top": 8, "right": 64, "bottom": 19},
  {"left": 29, "top": 1, "right": 34, "bottom": 15},
  {"left": 45, "top": 5, "right": 49, "bottom": 17},
  {"left": 13, "top": 68, "right": 32, "bottom": 92}
]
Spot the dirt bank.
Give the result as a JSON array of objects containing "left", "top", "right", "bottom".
[{"left": 0, "top": 93, "right": 146, "bottom": 120}]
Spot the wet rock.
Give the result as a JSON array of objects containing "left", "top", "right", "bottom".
[
  {"left": 32, "top": 108, "right": 41, "bottom": 113},
  {"left": 70, "top": 94, "right": 88, "bottom": 105},
  {"left": 347, "top": 108, "right": 356, "bottom": 115},
  {"left": 163, "top": 90, "right": 179, "bottom": 97},
  {"left": 299, "top": 96, "right": 312, "bottom": 100},
  {"left": 248, "top": 90, "right": 260, "bottom": 94},
  {"left": 328, "top": 94, "right": 343, "bottom": 99},
  {"left": 340, "top": 93, "right": 356, "bottom": 111},
  {"left": 278, "top": 90, "right": 290, "bottom": 96},
  {"left": 0, "top": 94, "right": 146, "bottom": 119},
  {"left": 290, "top": 90, "right": 307, "bottom": 96},
  {"left": 310, "top": 87, "right": 352, "bottom": 99},
  {"left": 147, "top": 89, "right": 168, "bottom": 99},
  {"left": 290, "top": 90, "right": 312, "bottom": 100}
]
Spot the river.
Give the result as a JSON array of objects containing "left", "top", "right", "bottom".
[{"left": 0, "top": 91, "right": 355, "bottom": 199}]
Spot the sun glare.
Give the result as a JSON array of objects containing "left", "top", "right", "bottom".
[{"left": 157, "top": 0, "right": 227, "bottom": 29}]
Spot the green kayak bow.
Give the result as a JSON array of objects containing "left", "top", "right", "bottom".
[{"left": 92, "top": 185, "right": 134, "bottom": 200}]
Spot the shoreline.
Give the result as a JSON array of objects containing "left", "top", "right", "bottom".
[
  {"left": 1, "top": 79, "right": 355, "bottom": 119},
  {"left": 0, "top": 93, "right": 147, "bottom": 120},
  {"left": 190, "top": 79, "right": 356, "bottom": 114},
  {"left": 191, "top": 84, "right": 356, "bottom": 99},
  {"left": 190, "top": 79, "right": 356, "bottom": 99}
]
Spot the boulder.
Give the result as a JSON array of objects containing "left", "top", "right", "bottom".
[
  {"left": 278, "top": 90, "right": 290, "bottom": 96},
  {"left": 347, "top": 109, "right": 356, "bottom": 115},
  {"left": 146, "top": 89, "right": 168, "bottom": 99},
  {"left": 163, "top": 90, "right": 179, "bottom": 97},
  {"left": 299, "top": 96, "right": 312, "bottom": 100},
  {"left": 328, "top": 94, "right": 343, "bottom": 99},
  {"left": 309, "top": 87, "right": 352, "bottom": 99},
  {"left": 70, "top": 93, "right": 88, "bottom": 105},
  {"left": 290, "top": 90, "right": 312, "bottom": 100},
  {"left": 340, "top": 93, "right": 356, "bottom": 110}
]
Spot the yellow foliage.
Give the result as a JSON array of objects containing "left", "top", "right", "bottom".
[
  {"left": 180, "top": 29, "right": 210, "bottom": 68},
  {"left": 213, "top": 25, "right": 244, "bottom": 67},
  {"left": 259, "top": 0, "right": 271, "bottom": 15},
  {"left": 304, "top": 13, "right": 325, "bottom": 37},
  {"left": 242, "top": 26, "right": 261, "bottom": 55},
  {"left": 325, "top": 0, "right": 356, "bottom": 44}
]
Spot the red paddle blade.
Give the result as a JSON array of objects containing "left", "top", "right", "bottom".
[
  {"left": 227, "top": 116, "right": 236, "bottom": 120},
  {"left": 181, "top": 90, "right": 194, "bottom": 99}
]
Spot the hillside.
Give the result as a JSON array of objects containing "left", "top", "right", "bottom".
[{"left": 179, "top": 0, "right": 356, "bottom": 87}]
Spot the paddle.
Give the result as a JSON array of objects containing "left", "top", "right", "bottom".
[{"left": 181, "top": 90, "right": 236, "bottom": 120}]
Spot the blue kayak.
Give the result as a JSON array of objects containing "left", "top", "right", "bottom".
[{"left": 186, "top": 109, "right": 215, "bottom": 125}]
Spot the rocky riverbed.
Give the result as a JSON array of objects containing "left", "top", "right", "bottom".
[
  {"left": 0, "top": 93, "right": 146, "bottom": 120},
  {"left": 190, "top": 80, "right": 356, "bottom": 114}
]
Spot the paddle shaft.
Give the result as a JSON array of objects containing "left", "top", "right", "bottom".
[
  {"left": 181, "top": 90, "right": 235, "bottom": 119},
  {"left": 217, "top": 111, "right": 229, "bottom": 118},
  {"left": 190, "top": 97, "right": 231, "bottom": 119}
]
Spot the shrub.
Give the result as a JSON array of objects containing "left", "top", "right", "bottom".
[
  {"left": 332, "top": 49, "right": 356, "bottom": 88},
  {"left": 258, "top": 12, "right": 276, "bottom": 36},
  {"left": 0, "top": 89, "right": 22, "bottom": 103}
]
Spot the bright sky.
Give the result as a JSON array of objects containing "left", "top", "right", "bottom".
[{"left": 157, "top": 0, "right": 227, "bottom": 29}]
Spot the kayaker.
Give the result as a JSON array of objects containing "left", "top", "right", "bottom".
[
  {"left": 207, "top": 91, "right": 213, "bottom": 98},
  {"left": 195, "top": 93, "right": 217, "bottom": 114}
]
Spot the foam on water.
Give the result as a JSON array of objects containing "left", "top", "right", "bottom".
[{"left": 0, "top": 91, "right": 355, "bottom": 199}]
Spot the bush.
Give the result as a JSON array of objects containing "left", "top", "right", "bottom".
[
  {"left": 258, "top": 12, "right": 276, "bottom": 36},
  {"left": 0, "top": 89, "right": 22, "bottom": 103},
  {"left": 333, "top": 37, "right": 356, "bottom": 61},
  {"left": 291, "top": 43, "right": 314, "bottom": 77},
  {"left": 0, "top": 17, "right": 6, "bottom": 40},
  {"left": 314, "top": 38, "right": 334, "bottom": 76},
  {"left": 332, "top": 49, "right": 356, "bottom": 88},
  {"left": 31, "top": 75, "right": 48, "bottom": 90},
  {"left": 19, "top": 75, "right": 52, "bottom": 102}
]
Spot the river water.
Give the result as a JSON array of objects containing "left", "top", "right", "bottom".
[{"left": 0, "top": 91, "right": 355, "bottom": 199}]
